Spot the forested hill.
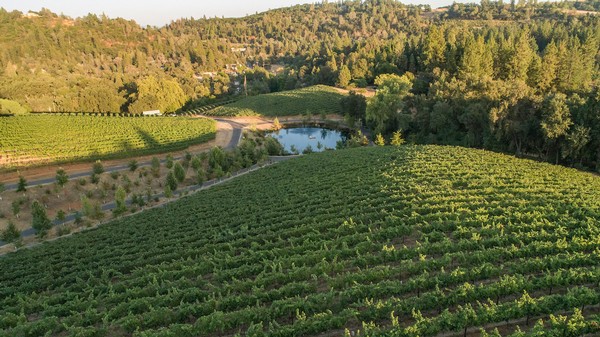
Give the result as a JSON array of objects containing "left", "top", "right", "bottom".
[
  {"left": 1, "top": 0, "right": 598, "bottom": 113},
  {"left": 1, "top": 0, "right": 600, "bottom": 169},
  {"left": 0, "top": 1, "right": 429, "bottom": 113}
]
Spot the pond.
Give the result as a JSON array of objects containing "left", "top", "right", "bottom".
[{"left": 266, "top": 127, "right": 348, "bottom": 154}]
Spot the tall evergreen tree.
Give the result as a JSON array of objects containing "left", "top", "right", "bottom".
[
  {"left": 507, "top": 30, "right": 534, "bottom": 82},
  {"left": 537, "top": 42, "right": 559, "bottom": 91},
  {"left": 459, "top": 35, "right": 493, "bottom": 79},
  {"left": 423, "top": 25, "right": 446, "bottom": 71},
  {"left": 31, "top": 200, "right": 52, "bottom": 235},
  {"left": 337, "top": 65, "right": 352, "bottom": 88}
]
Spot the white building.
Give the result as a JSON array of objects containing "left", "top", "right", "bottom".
[
  {"left": 23, "top": 12, "right": 41, "bottom": 18},
  {"left": 142, "top": 110, "right": 162, "bottom": 116}
]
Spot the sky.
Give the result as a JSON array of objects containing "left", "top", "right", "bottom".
[{"left": 0, "top": 0, "right": 455, "bottom": 27}]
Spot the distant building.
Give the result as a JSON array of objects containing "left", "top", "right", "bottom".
[
  {"left": 142, "top": 110, "right": 161, "bottom": 116},
  {"left": 23, "top": 12, "right": 41, "bottom": 18},
  {"left": 201, "top": 72, "right": 217, "bottom": 79}
]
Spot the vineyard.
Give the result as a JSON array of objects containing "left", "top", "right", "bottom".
[
  {"left": 178, "top": 99, "right": 239, "bottom": 116},
  {"left": 206, "top": 85, "right": 345, "bottom": 117},
  {"left": 0, "top": 115, "right": 216, "bottom": 168},
  {"left": 0, "top": 145, "right": 599, "bottom": 336}
]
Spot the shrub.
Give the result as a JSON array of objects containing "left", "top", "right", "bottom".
[
  {"left": 166, "top": 155, "right": 174, "bottom": 169},
  {"left": 196, "top": 168, "right": 206, "bottom": 185},
  {"left": 11, "top": 200, "right": 21, "bottom": 217},
  {"left": 56, "top": 225, "right": 71, "bottom": 236},
  {"left": 90, "top": 174, "right": 100, "bottom": 184},
  {"left": 264, "top": 137, "right": 284, "bottom": 156},
  {"left": 303, "top": 145, "right": 314, "bottom": 154},
  {"left": 55, "top": 210, "right": 66, "bottom": 222},
  {"left": 92, "top": 160, "right": 104, "bottom": 175},
  {"left": 391, "top": 130, "right": 405, "bottom": 146},
  {"left": 1, "top": 221, "right": 21, "bottom": 243},
  {"left": 81, "top": 196, "right": 103, "bottom": 220},
  {"left": 128, "top": 160, "right": 138, "bottom": 172},
  {"left": 375, "top": 133, "right": 386, "bottom": 146},
  {"left": 151, "top": 157, "right": 161, "bottom": 177},
  {"left": 191, "top": 156, "right": 202, "bottom": 170}
]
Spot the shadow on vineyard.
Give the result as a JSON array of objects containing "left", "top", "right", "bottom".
[{"left": 135, "top": 128, "right": 161, "bottom": 149}]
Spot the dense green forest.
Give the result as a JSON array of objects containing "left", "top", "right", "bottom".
[{"left": 1, "top": 0, "right": 600, "bottom": 168}]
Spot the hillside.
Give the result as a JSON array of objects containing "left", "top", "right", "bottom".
[
  {"left": 1, "top": 3, "right": 600, "bottom": 169},
  {"left": 0, "top": 145, "right": 599, "bottom": 336},
  {"left": 206, "top": 85, "right": 345, "bottom": 117}
]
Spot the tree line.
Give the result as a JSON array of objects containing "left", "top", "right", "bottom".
[{"left": 0, "top": 0, "right": 599, "bottom": 168}]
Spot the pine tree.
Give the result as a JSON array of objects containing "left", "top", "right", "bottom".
[
  {"left": 164, "top": 185, "right": 173, "bottom": 198},
  {"left": 337, "top": 65, "right": 352, "bottom": 88},
  {"left": 113, "top": 186, "right": 127, "bottom": 216},
  {"left": 174, "top": 162, "right": 186, "bottom": 182},
  {"left": 32, "top": 200, "right": 52, "bottom": 235},
  {"left": 55, "top": 210, "right": 66, "bottom": 222},
  {"left": 166, "top": 171, "right": 178, "bottom": 191},
  {"left": 459, "top": 35, "right": 493, "bottom": 79},
  {"left": 165, "top": 155, "right": 174, "bottom": 169},
  {"left": 16, "top": 175, "right": 27, "bottom": 192},
  {"left": 55, "top": 168, "right": 69, "bottom": 187},
  {"left": 128, "top": 160, "right": 138, "bottom": 172},
  {"left": 537, "top": 42, "right": 558, "bottom": 91},
  {"left": 391, "top": 131, "right": 405, "bottom": 146},
  {"left": 507, "top": 30, "right": 534, "bottom": 82},
  {"left": 11, "top": 200, "right": 21, "bottom": 218},
  {"left": 423, "top": 25, "right": 446, "bottom": 71}
]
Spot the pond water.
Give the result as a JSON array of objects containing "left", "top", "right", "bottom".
[{"left": 266, "top": 127, "right": 348, "bottom": 154}]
